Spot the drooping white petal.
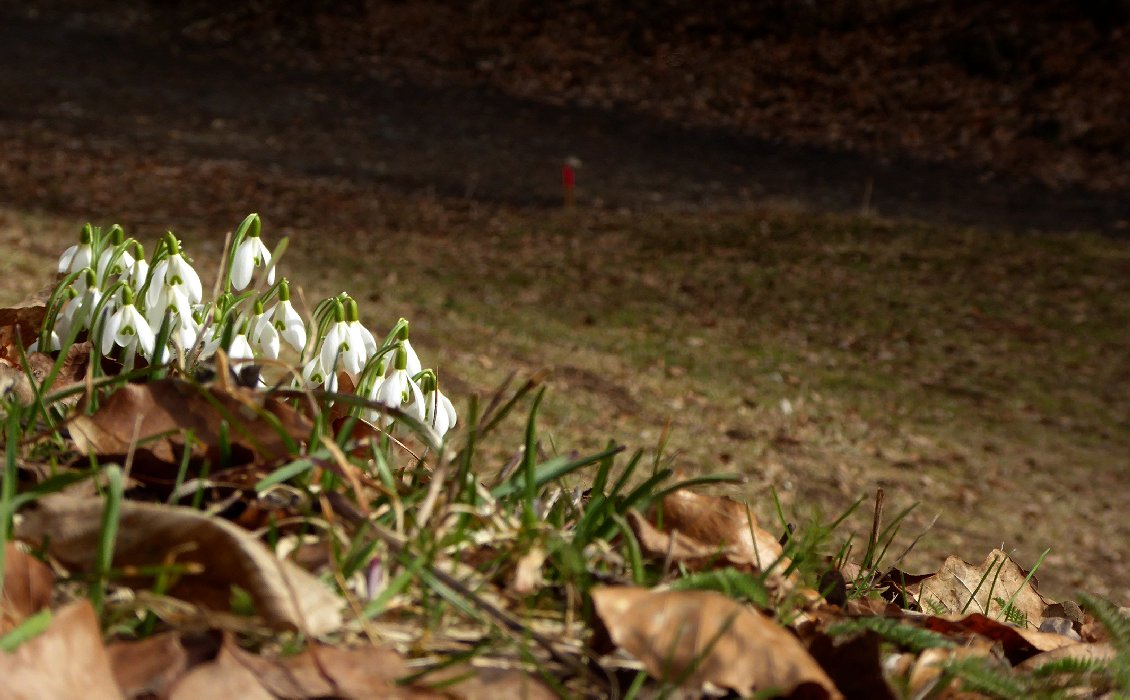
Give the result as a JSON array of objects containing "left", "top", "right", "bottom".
[
  {"left": 301, "top": 357, "right": 337, "bottom": 392},
  {"left": 271, "top": 300, "right": 307, "bottom": 353},
  {"left": 401, "top": 339, "right": 422, "bottom": 376},
  {"left": 231, "top": 237, "right": 273, "bottom": 290},
  {"left": 58, "top": 243, "right": 93, "bottom": 274},
  {"left": 100, "top": 308, "right": 123, "bottom": 356},
  {"left": 120, "top": 305, "right": 155, "bottom": 359},
  {"left": 319, "top": 322, "right": 348, "bottom": 375},
  {"left": 227, "top": 333, "right": 255, "bottom": 368},
  {"left": 167, "top": 254, "right": 203, "bottom": 303},
  {"left": 250, "top": 312, "right": 280, "bottom": 359}
]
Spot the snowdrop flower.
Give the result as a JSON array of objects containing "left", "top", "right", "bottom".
[
  {"left": 248, "top": 301, "right": 280, "bottom": 360},
  {"left": 146, "top": 234, "right": 203, "bottom": 310},
  {"left": 57, "top": 225, "right": 95, "bottom": 274},
  {"left": 94, "top": 226, "right": 132, "bottom": 284},
  {"left": 301, "top": 356, "right": 338, "bottom": 392},
  {"left": 422, "top": 374, "right": 457, "bottom": 438},
  {"left": 230, "top": 226, "right": 273, "bottom": 291},
  {"left": 319, "top": 298, "right": 370, "bottom": 376},
  {"left": 99, "top": 288, "right": 155, "bottom": 360},
  {"left": 269, "top": 281, "right": 306, "bottom": 353},
  {"left": 227, "top": 330, "right": 256, "bottom": 370},
  {"left": 372, "top": 348, "right": 425, "bottom": 423}
]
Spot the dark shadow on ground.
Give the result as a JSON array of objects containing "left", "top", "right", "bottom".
[{"left": 1, "top": 12, "right": 1128, "bottom": 234}]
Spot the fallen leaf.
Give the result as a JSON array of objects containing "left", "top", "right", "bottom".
[
  {"left": 417, "top": 664, "right": 559, "bottom": 699},
  {"left": 1, "top": 543, "right": 54, "bottom": 633},
  {"left": 658, "top": 490, "right": 786, "bottom": 570},
  {"left": 908, "top": 549, "right": 1050, "bottom": 628},
  {"left": 0, "top": 600, "right": 123, "bottom": 700},
  {"left": 905, "top": 645, "right": 995, "bottom": 699},
  {"left": 223, "top": 636, "right": 413, "bottom": 698},
  {"left": 16, "top": 494, "right": 342, "bottom": 635},
  {"left": 591, "top": 586, "right": 841, "bottom": 698},
  {"left": 804, "top": 629, "right": 897, "bottom": 700},
  {"left": 923, "top": 612, "right": 1077, "bottom": 664},
  {"left": 1015, "top": 641, "right": 1117, "bottom": 672},
  {"left": 69, "top": 378, "right": 312, "bottom": 472},
  {"left": 0, "top": 301, "right": 47, "bottom": 366},
  {"left": 107, "top": 632, "right": 192, "bottom": 699},
  {"left": 166, "top": 639, "right": 273, "bottom": 700}
]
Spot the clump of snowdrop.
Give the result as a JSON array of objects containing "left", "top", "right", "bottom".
[{"left": 39, "top": 214, "right": 457, "bottom": 440}]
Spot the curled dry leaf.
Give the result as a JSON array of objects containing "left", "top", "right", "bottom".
[
  {"left": 591, "top": 586, "right": 841, "bottom": 698},
  {"left": 1015, "top": 641, "right": 1117, "bottom": 672},
  {"left": 908, "top": 548, "right": 1050, "bottom": 628},
  {"left": 923, "top": 612, "right": 1077, "bottom": 665},
  {"left": 0, "top": 301, "right": 47, "bottom": 366},
  {"left": 658, "top": 490, "right": 786, "bottom": 570},
  {"left": 69, "top": 378, "right": 312, "bottom": 469},
  {"left": 1, "top": 542, "right": 54, "bottom": 633},
  {"left": 16, "top": 494, "right": 342, "bottom": 635},
  {"left": 0, "top": 600, "right": 123, "bottom": 700}
]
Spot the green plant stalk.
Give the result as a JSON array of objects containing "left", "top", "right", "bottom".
[
  {"left": 521, "top": 387, "right": 546, "bottom": 531},
  {"left": 91, "top": 464, "right": 125, "bottom": 616}
]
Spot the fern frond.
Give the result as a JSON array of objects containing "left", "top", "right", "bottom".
[
  {"left": 943, "top": 657, "right": 1027, "bottom": 698},
  {"left": 825, "top": 616, "right": 954, "bottom": 653}
]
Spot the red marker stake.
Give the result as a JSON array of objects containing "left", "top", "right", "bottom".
[{"left": 562, "top": 163, "right": 576, "bottom": 208}]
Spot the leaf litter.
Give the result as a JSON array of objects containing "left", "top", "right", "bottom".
[{"left": 1, "top": 251, "right": 1129, "bottom": 698}]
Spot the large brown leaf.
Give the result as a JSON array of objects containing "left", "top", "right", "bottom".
[
  {"left": 69, "top": 378, "right": 311, "bottom": 469},
  {"left": 224, "top": 637, "right": 413, "bottom": 698},
  {"left": 591, "top": 586, "right": 841, "bottom": 698},
  {"left": 1, "top": 543, "right": 54, "bottom": 633},
  {"left": 907, "top": 549, "right": 1050, "bottom": 629},
  {"left": 16, "top": 495, "right": 342, "bottom": 635},
  {"left": 0, "top": 600, "right": 123, "bottom": 700},
  {"left": 657, "top": 491, "right": 786, "bottom": 570}
]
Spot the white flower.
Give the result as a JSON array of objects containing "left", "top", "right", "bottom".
[
  {"left": 400, "top": 338, "right": 422, "bottom": 376},
  {"left": 127, "top": 256, "right": 149, "bottom": 289},
  {"left": 319, "top": 320, "right": 367, "bottom": 375},
  {"left": 28, "top": 331, "right": 61, "bottom": 353},
  {"left": 100, "top": 301, "right": 155, "bottom": 359},
  {"left": 57, "top": 240, "right": 92, "bottom": 273},
  {"left": 227, "top": 332, "right": 256, "bottom": 369},
  {"left": 146, "top": 250, "right": 203, "bottom": 309},
  {"left": 249, "top": 309, "right": 280, "bottom": 360},
  {"left": 269, "top": 299, "right": 306, "bottom": 353},
  {"left": 301, "top": 357, "right": 338, "bottom": 392},
  {"left": 230, "top": 234, "right": 273, "bottom": 290},
  {"left": 96, "top": 246, "right": 136, "bottom": 284},
  {"left": 373, "top": 367, "right": 425, "bottom": 422},
  {"left": 425, "top": 385, "right": 457, "bottom": 438}
]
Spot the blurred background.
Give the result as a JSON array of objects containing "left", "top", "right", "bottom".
[{"left": 0, "top": 1, "right": 1127, "bottom": 599}]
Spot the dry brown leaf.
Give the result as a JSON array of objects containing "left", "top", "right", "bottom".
[
  {"left": 0, "top": 302, "right": 47, "bottom": 366},
  {"left": 106, "top": 632, "right": 192, "bottom": 699},
  {"left": 15, "top": 494, "right": 342, "bottom": 635},
  {"left": 69, "top": 378, "right": 311, "bottom": 469},
  {"left": 923, "top": 612, "right": 1077, "bottom": 665},
  {"left": 1015, "top": 641, "right": 1117, "bottom": 672},
  {"left": 591, "top": 586, "right": 841, "bottom": 698},
  {"left": 908, "top": 549, "right": 1050, "bottom": 628},
  {"left": 627, "top": 509, "right": 736, "bottom": 569},
  {"left": 417, "top": 664, "right": 558, "bottom": 699},
  {"left": 223, "top": 636, "right": 413, "bottom": 698},
  {"left": 167, "top": 641, "right": 273, "bottom": 700},
  {"left": 906, "top": 645, "right": 995, "bottom": 699},
  {"left": 0, "top": 600, "right": 123, "bottom": 700},
  {"left": 658, "top": 490, "right": 786, "bottom": 571},
  {"left": 1, "top": 542, "right": 54, "bottom": 633}
]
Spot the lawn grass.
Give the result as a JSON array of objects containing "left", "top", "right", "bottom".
[{"left": 1, "top": 203, "right": 1127, "bottom": 599}]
